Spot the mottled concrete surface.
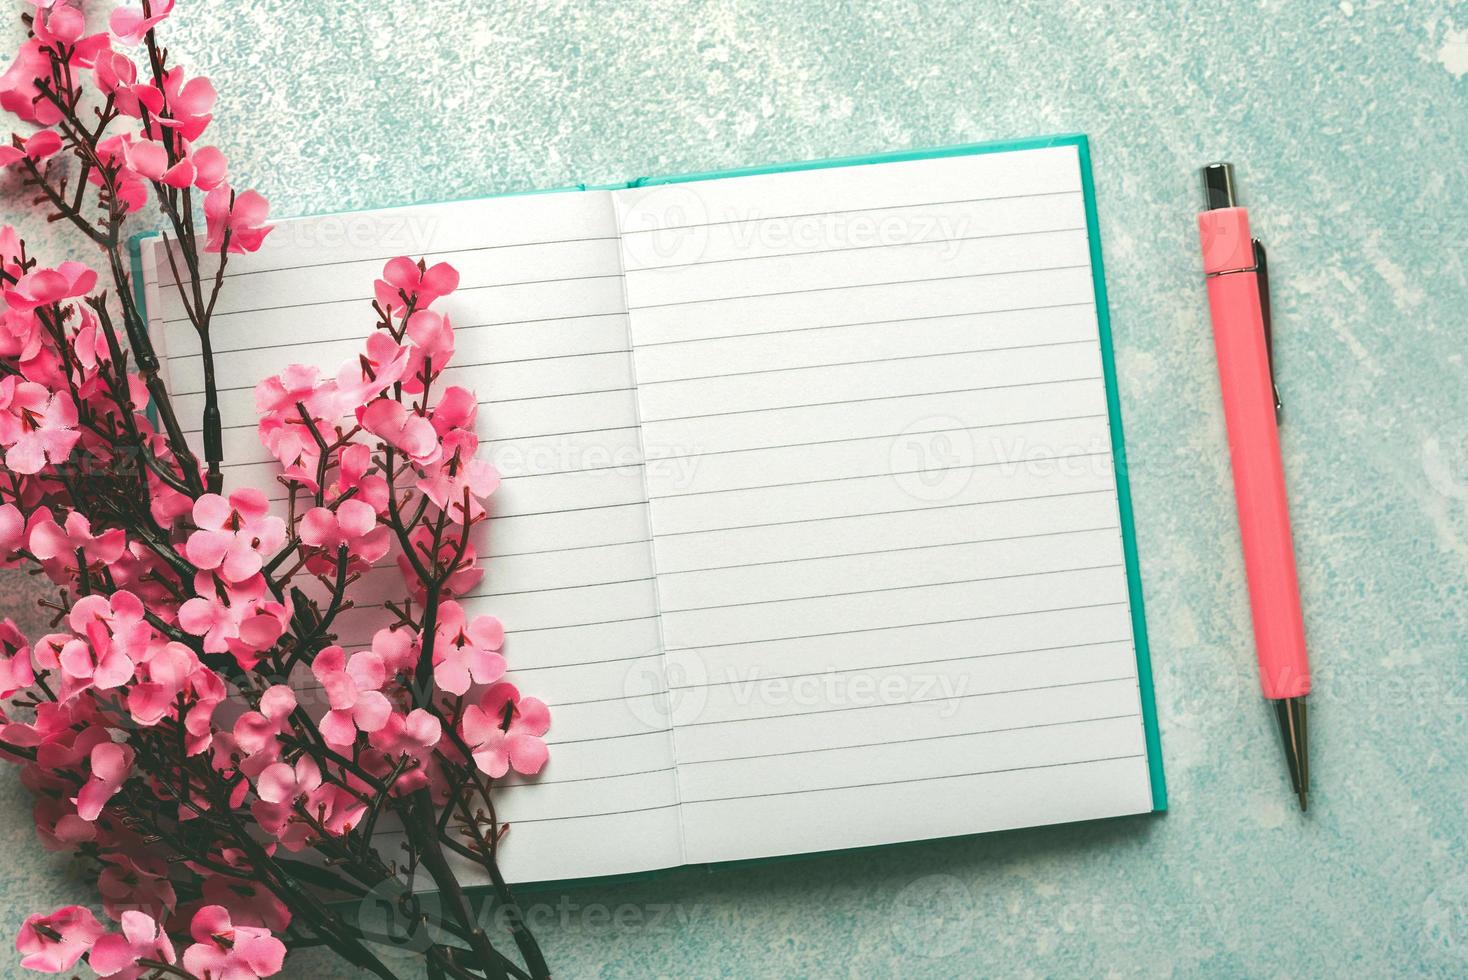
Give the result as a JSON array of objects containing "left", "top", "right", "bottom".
[{"left": 0, "top": 1, "right": 1466, "bottom": 977}]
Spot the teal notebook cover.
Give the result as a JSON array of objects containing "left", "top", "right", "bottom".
[{"left": 132, "top": 133, "right": 1166, "bottom": 897}]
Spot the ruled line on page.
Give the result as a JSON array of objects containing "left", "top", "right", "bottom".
[
  {"left": 548, "top": 669, "right": 1135, "bottom": 712},
  {"left": 639, "top": 376, "right": 1106, "bottom": 425},
  {"left": 492, "top": 765, "right": 678, "bottom": 789},
  {"left": 665, "top": 639, "right": 1133, "bottom": 693},
  {"left": 618, "top": 188, "right": 1083, "bottom": 236},
  {"left": 680, "top": 755, "right": 1146, "bottom": 806},
  {"left": 625, "top": 264, "right": 1090, "bottom": 312},
  {"left": 486, "top": 802, "right": 682, "bottom": 826},
  {"left": 637, "top": 225, "right": 1087, "bottom": 272},
  {"left": 646, "top": 450, "right": 1110, "bottom": 501},
  {"left": 651, "top": 487, "right": 1116, "bottom": 538},
  {"left": 152, "top": 234, "right": 623, "bottom": 285},
  {"left": 633, "top": 300, "right": 1094, "bottom": 348},
  {"left": 647, "top": 413, "right": 1106, "bottom": 463},
  {"left": 192, "top": 386, "right": 641, "bottom": 433},
  {"left": 229, "top": 452, "right": 649, "bottom": 485},
  {"left": 166, "top": 309, "right": 631, "bottom": 360},
  {"left": 217, "top": 424, "right": 646, "bottom": 470},
  {"left": 664, "top": 600, "right": 1131, "bottom": 651},
  {"left": 193, "top": 373, "right": 1098, "bottom": 435},
  {"left": 669, "top": 676, "right": 1136, "bottom": 730},
  {"left": 660, "top": 563, "right": 1124, "bottom": 615},
  {"left": 659, "top": 524, "right": 1120, "bottom": 576},
  {"left": 493, "top": 536, "right": 653, "bottom": 560},
  {"left": 631, "top": 338, "right": 1096, "bottom": 387},
  {"left": 176, "top": 346, "right": 638, "bottom": 396},
  {"left": 349, "top": 576, "right": 659, "bottom": 613},
  {"left": 679, "top": 713, "right": 1139, "bottom": 767},
  {"left": 159, "top": 272, "right": 627, "bottom": 326}
]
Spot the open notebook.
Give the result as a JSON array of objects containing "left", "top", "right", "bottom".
[{"left": 134, "top": 134, "right": 1165, "bottom": 886}]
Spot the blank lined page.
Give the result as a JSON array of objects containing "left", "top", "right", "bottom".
[
  {"left": 614, "top": 145, "right": 1154, "bottom": 863},
  {"left": 140, "top": 192, "right": 682, "bottom": 883}
]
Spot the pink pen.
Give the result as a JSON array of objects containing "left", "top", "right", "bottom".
[{"left": 1197, "top": 162, "right": 1312, "bottom": 811}]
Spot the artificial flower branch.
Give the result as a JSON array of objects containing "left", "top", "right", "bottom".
[{"left": 0, "top": 2, "right": 554, "bottom": 977}]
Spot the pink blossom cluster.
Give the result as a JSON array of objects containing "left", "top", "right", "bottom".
[
  {"left": 0, "top": 0, "right": 266, "bottom": 254},
  {"left": 0, "top": 2, "right": 552, "bottom": 977}
]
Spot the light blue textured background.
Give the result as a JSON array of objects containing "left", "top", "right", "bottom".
[{"left": 1, "top": 1, "right": 1466, "bottom": 977}]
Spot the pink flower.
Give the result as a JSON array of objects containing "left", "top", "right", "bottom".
[
  {"left": 57, "top": 635, "right": 132, "bottom": 698},
  {"left": 89, "top": 136, "right": 149, "bottom": 211},
  {"left": 0, "top": 501, "right": 23, "bottom": 559},
  {"left": 33, "top": 797, "right": 96, "bottom": 852},
  {"left": 251, "top": 771, "right": 316, "bottom": 850},
  {"left": 27, "top": 508, "right": 126, "bottom": 568},
  {"left": 461, "top": 683, "right": 551, "bottom": 778},
  {"left": 431, "top": 601, "right": 505, "bottom": 696},
  {"left": 374, "top": 256, "right": 459, "bottom": 312},
  {"left": 185, "top": 490, "right": 285, "bottom": 582},
  {"left": 126, "top": 641, "right": 199, "bottom": 726},
  {"left": 200, "top": 877, "right": 291, "bottom": 933},
  {"left": 256, "top": 415, "right": 321, "bottom": 486},
  {"left": 93, "top": 49, "right": 137, "bottom": 97},
  {"left": 358, "top": 397, "right": 439, "bottom": 464},
  {"left": 0, "top": 382, "right": 78, "bottom": 473},
  {"left": 74, "top": 741, "right": 133, "bottom": 821},
  {"left": 32, "top": 4, "right": 110, "bottom": 68},
  {"left": 191, "top": 145, "right": 228, "bottom": 191},
  {"left": 0, "top": 129, "right": 63, "bottom": 167},
  {"left": 233, "top": 684, "right": 297, "bottom": 756},
  {"left": 157, "top": 67, "right": 215, "bottom": 142},
  {"left": 2, "top": 261, "right": 96, "bottom": 310},
  {"left": 181, "top": 906, "right": 286, "bottom": 980},
  {"left": 204, "top": 184, "right": 272, "bottom": 254},
  {"left": 0, "top": 619, "right": 34, "bottom": 698},
  {"left": 15, "top": 905, "right": 104, "bottom": 973},
  {"left": 311, "top": 646, "right": 391, "bottom": 747},
  {"left": 299, "top": 500, "right": 390, "bottom": 565},
  {"left": 178, "top": 579, "right": 248, "bottom": 654},
  {"left": 97, "top": 851, "right": 176, "bottom": 921},
  {"left": 428, "top": 385, "right": 478, "bottom": 435},
  {"left": 110, "top": 0, "right": 175, "bottom": 46},
  {"left": 401, "top": 309, "right": 454, "bottom": 392},
  {"left": 334, "top": 442, "right": 388, "bottom": 511},
  {"left": 69, "top": 590, "right": 152, "bottom": 665},
  {"left": 119, "top": 137, "right": 168, "bottom": 180},
  {"left": 396, "top": 527, "right": 482, "bottom": 600},
  {"left": 418, "top": 429, "right": 500, "bottom": 519},
  {"left": 256, "top": 755, "right": 321, "bottom": 806},
  {"left": 2, "top": 699, "right": 80, "bottom": 749},
  {"left": 335, "top": 330, "right": 408, "bottom": 405},
  {"left": 54, "top": 592, "right": 153, "bottom": 700},
  {"left": 371, "top": 624, "right": 419, "bottom": 675},
  {"left": 88, "top": 910, "right": 175, "bottom": 980},
  {"left": 255, "top": 363, "right": 327, "bottom": 416},
  {"left": 0, "top": 40, "right": 59, "bottom": 125},
  {"left": 311, "top": 784, "right": 367, "bottom": 836},
  {"left": 182, "top": 666, "right": 229, "bottom": 758},
  {"left": 375, "top": 707, "right": 442, "bottom": 760}
]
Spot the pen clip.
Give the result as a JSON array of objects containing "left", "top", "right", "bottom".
[{"left": 1253, "top": 238, "right": 1283, "bottom": 422}]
